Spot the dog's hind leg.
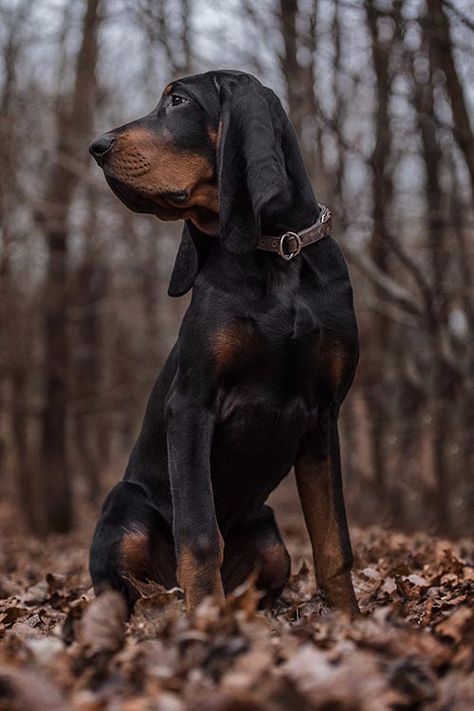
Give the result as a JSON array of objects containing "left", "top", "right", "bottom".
[
  {"left": 221, "top": 505, "right": 291, "bottom": 605},
  {"left": 89, "top": 480, "right": 176, "bottom": 611}
]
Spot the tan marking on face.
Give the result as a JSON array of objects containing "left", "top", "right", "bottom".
[
  {"left": 164, "top": 83, "right": 173, "bottom": 95},
  {"left": 212, "top": 321, "right": 262, "bottom": 375},
  {"left": 120, "top": 529, "right": 150, "bottom": 578},
  {"left": 108, "top": 127, "right": 213, "bottom": 193},
  {"left": 105, "top": 126, "right": 219, "bottom": 232}
]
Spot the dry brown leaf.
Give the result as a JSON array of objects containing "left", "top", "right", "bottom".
[
  {"left": 1, "top": 511, "right": 473, "bottom": 710},
  {"left": 406, "top": 574, "right": 430, "bottom": 588},
  {"left": 282, "top": 643, "right": 397, "bottom": 711},
  {"left": 77, "top": 590, "right": 127, "bottom": 658},
  {"left": 435, "top": 606, "right": 473, "bottom": 644},
  {"left": 0, "top": 664, "right": 67, "bottom": 711},
  {"left": 225, "top": 574, "right": 262, "bottom": 619},
  {"left": 0, "top": 606, "right": 26, "bottom": 627}
]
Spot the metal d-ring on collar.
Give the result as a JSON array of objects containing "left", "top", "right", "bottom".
[
  {"left": 257, "top": 203, "right": 332, "bottom": 260},
  {"left": 279, "top": 231, "right": 302, "bottom": 261}
]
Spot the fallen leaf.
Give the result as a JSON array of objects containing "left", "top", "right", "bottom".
[
  {"left": 435, "top": 606, "right": 473, "bottom": 644},
  {"left": 77, "top": 590, "right": 127, "bottom": 658}
]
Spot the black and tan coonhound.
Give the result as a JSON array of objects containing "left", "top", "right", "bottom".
[{"left": 88, "top": 70, "right": 359, "bottom": 616}]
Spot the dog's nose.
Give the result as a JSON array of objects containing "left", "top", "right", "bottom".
[{"left": 89, "top": 133, "right": 115, "bottom": 163}]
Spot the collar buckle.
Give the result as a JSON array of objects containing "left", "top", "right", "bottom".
[
  {"left": 258, "top": 203, "right": 332, "bottom": 259},
  {"left": 279, "top": 232, "right": 302, "bottom": 261}
]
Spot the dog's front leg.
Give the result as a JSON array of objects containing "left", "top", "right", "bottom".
[
  {"left": 295, "top": 407, "right": 359, "bottom": 615},
  {"left": 166, "top": 392, "right": 224, "bottom": 614}
]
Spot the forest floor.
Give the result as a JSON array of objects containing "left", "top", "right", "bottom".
[{"left": 0, "top": 481, "right": 473, "bottom": 711}]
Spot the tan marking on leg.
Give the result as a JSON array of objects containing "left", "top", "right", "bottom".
[
  {"left": 120, "top": 529, "right": 150, "bottom": 579},
  {"left": 314, "top": 333, "right": 354, "bottom": 391},
  {"left": 329, "top": 348, "right": 350, "bottom": 387},
  {"left": 177, "top": 542, "right": 225, "bottom": 614},
  {"left": 296, "top": 453, "right": 359, "bottom": 615}
]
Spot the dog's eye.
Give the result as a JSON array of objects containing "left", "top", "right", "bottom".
[{"left": 171, "top": 94, "right": 187, "bottom": 107}]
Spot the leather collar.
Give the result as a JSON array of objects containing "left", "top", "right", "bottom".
[{"left": 257, "top": 203, "right": 332, "bottom": 260}]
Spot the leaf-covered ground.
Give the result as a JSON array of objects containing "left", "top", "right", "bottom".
[{"left": 0, "top": 490, "right": 473, "bottom": 711}]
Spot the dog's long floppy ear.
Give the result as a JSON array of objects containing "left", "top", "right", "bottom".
[
  {"left": 214, "top": 75, "right": 291, "bottom": 255},
  {"left": 168, "top": 221, "right": 210, "bottom": 297}
]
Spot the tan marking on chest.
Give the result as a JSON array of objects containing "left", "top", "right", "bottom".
[
  {"left": 212, "top": 321, "right": 261, "bottom": 375},
  {"left": 315, "top": 334, "right": 353, "bottom": 389},
  {"left": 207, "top": 126, "right": 218, "bottom": 145}
]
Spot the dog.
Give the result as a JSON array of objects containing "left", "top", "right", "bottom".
[{"left": 88, "top": 70, "right": 359, "bottom": 616}]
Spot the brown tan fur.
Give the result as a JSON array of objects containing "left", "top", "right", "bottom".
[
  {"left": 120, "top": 529, "right": 151, "bottom": 579},
  {"left": 315, "top": 333, "right": 353, "bottom": 393},
  {"left": 207, "top": 126, "right": 218, "bottom": 145},
  {"left": 177, "top": 543, "right": 225, "bottom": 613},
  {"left": 109, "top": 127, "right": 215, "bottom": 197},
  {"left": 295, "top": 454, "right": 358, "bottom": 612},
  {"left": 212, "top": 321, "right": 262, "bottom": 376},
  {"left": 106, "top": 126, "right": 219, "bottom": 232}
]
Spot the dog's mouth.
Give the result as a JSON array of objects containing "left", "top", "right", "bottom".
[
  {"left": 105, "top": 175, "right": 187, "bottom": 219},
  {"left": 105, "top": 175, "right": 219, "bottom": 234}
]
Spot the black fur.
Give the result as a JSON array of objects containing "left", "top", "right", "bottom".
[{"left": 89, "top": 70, "right": 359, "bottom": 614}]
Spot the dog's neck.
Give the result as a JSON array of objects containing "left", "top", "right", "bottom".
[
  {"left": 197, "top": 184, "right": 320, "bottom": 239},
  {"left": 191, "top": 198, "right": 322, "bottom": 296},
  {"left": 199, "top": 235, "right": 304, "bottom": 298},
  {"left": 260, "top": 196, "right": 320, "bottom": 238}
]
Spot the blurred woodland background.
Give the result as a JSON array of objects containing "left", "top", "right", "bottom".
[{"left": 0, "top": 0, "right": 473, "bottom": 537}]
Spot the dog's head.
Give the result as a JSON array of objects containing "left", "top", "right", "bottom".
[{"left": 90, "top": 70, "right": 316, "bottom": 295}]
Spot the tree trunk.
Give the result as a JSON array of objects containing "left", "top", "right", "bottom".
[
  {"left": 414, "top": 22, "right": 451, "bottom": 532},
  {"left": 277, "top": 0, "right": 319, "bottom": 173},
  {"left": 364, "top": 0, "right": 395, "bottom": 507},
  {"left": 72, "top": 183, "right": 109, "bottom": 503},
  {"left": 426, "top": 0, "right": 474, "bottom": 197},
  {"left": 39, "top": 0, "right": 102, "bottom": 533}
]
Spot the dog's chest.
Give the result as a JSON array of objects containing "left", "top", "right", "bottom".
[
  {"left": 212, "top": 345, "right": 316, "bottom": 503},
  {"left": 214, "top": 309, "right": 321, "bottom": 428}
]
